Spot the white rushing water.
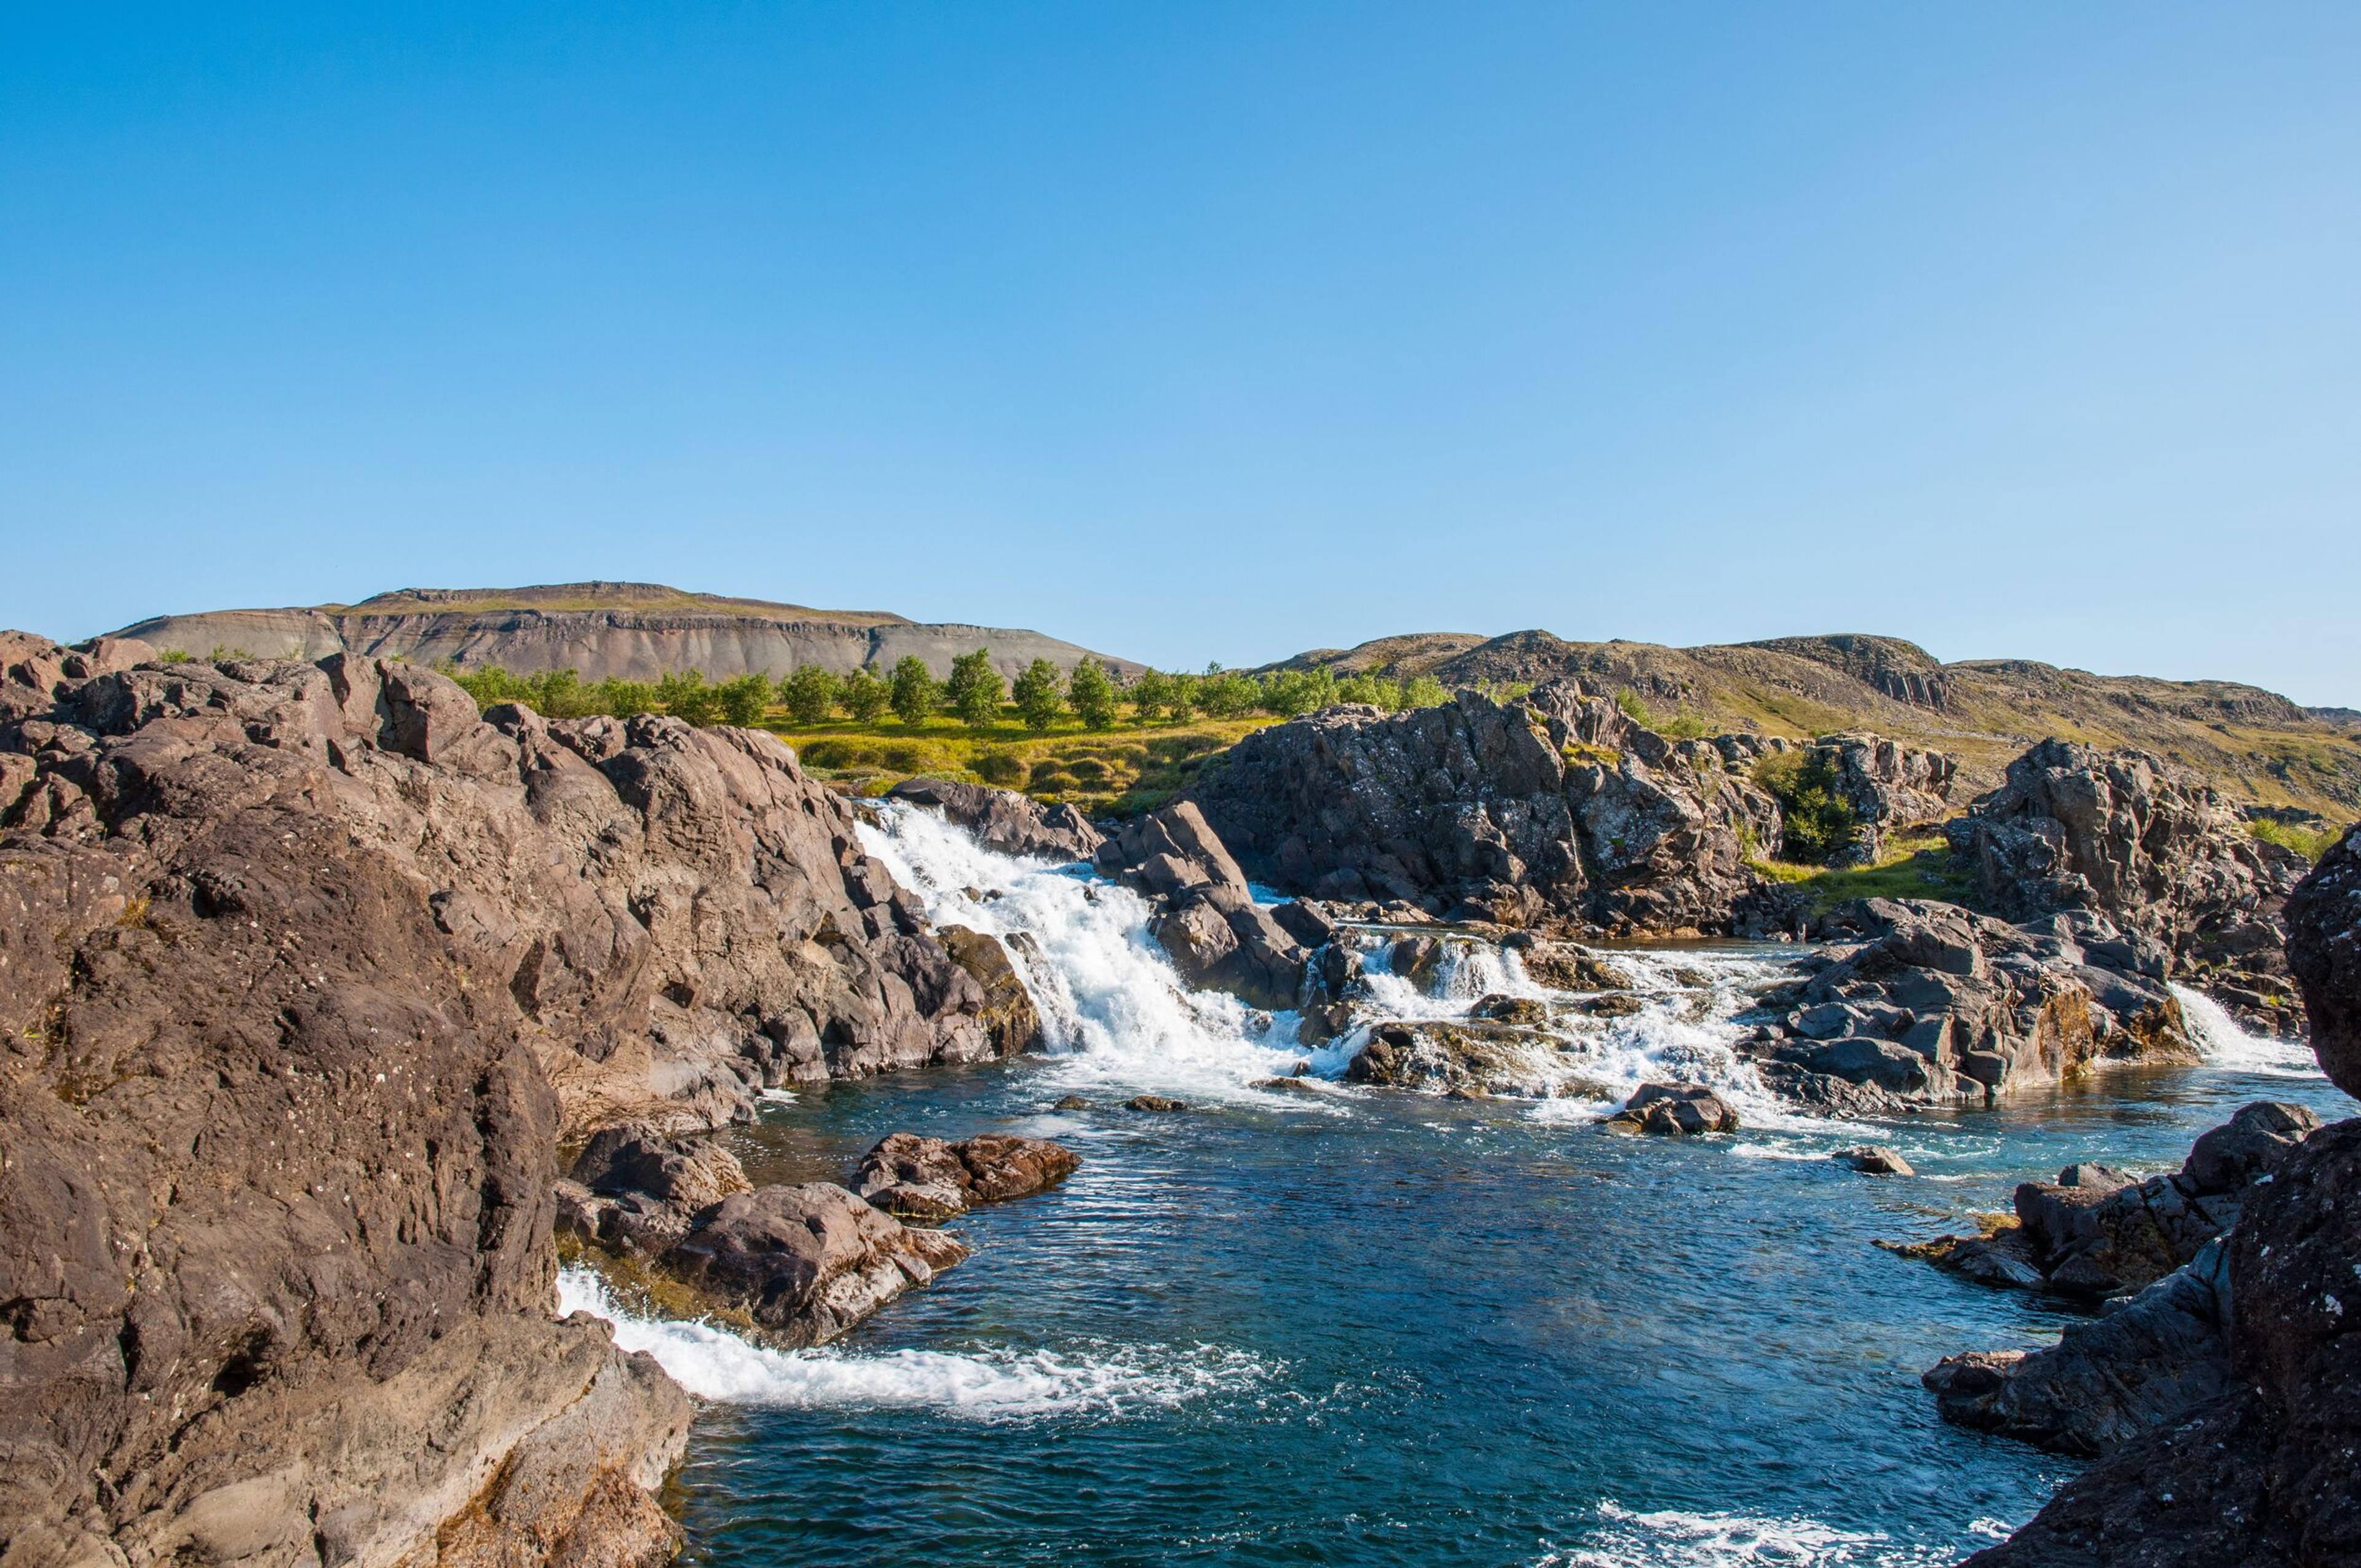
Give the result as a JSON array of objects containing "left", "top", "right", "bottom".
[
  {"left": 2172, "top": 982, "right": 2322, "bottom": 1077},
  {"left": 557, "top": 1266, "right": 1271, "bottom": 1420},
  {"left": 1543, "top": 1502, "right": 1962, "bottom": 1567},
  {"left": 858, "top": 799, "right": 1817, "bottom": 1122}
]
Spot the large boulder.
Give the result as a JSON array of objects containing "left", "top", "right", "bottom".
[
  {"left": 0, "top": 635, "right": 1016, "bottom": 1563},
  {"left": 1742, "top": 898, "right": 2198, "bottom": 1106},
  {"left": 2285, "top": 823, "right": 2361, "bottom": 1096},
  {"left": 1947, "top": 739, "right": 2308, "bottom": 1000},
  {"left": 852, "top": 1131, "right": 1080, "bottom": 1219},
  {"left": 885, "top": 776, "right": 1105, "bottom": 861},
  {"left": 644, "top": 1184, "right": 970, "bottom": 1345},
  {"left": 1803, "top": 732, "right": 1956, "bottom": 861},
  {"left": 1179, "top": 681, "right": 1784, "bottom": 934},
  {"left": 1093, "top": 802, "right": 1313, "bottom": 1009},
  {"left": 1602, "top": 1082, "right": 1740, "bottom": 1136}
]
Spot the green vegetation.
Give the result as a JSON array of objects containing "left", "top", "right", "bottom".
[
  {"left": 445, "top": 663, "right": 661, "bottom": 718},
  {"left": 1068, "top": 659, "right": 1118, "bottom": 729},
  {"left": 718, "top": 673, "right": 772, "bottom": 727},
  {"left": 1013, "top": 657, "right": 1065, "bottom": 734},
  {"left": 888, "top": 655, "right": 938, "bottom": 726},
  {"left": 779, "top": 664, "right": 840, "bottom": 726},
  {"left": 839, "top": 667, "right": 891, "bottom": 723},
  {"left": 655, "top": 670, "right": 721, "bottom": 726},
  {"left": 947, "top": 649, "right": 1006, "bottom": 730},
  {"left": 1750, "top": 831, "right": 1974, "bottom": 909},
  {"left": 2249, "top": 815, "right": 2347, "bottom": 862},
  {"left": 1752, "top": 749, "right": 1862, "bottom": 865}
]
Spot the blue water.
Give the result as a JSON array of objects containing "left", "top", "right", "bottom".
[
  {"left": 566, "top": 806, "right": 2354, "bottom": 1566},
  {"left": 633, "top": 1056, "right": 2349, "bottom": 1567}
]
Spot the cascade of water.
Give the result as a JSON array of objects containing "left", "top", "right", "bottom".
[{"left": 2171, "top": 983, "right": 2321, "bottom": 1077}]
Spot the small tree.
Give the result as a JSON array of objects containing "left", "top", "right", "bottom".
[
  {"left": 947, "top": 649, "right": 1005, "bottom": 729},
  {"left": 1401, "top": 674, "right": 1449, "bottom": 709},
  {"left": 657, "top": 669, "right": 721, "bottom": 726},
  {"left": 1068, "top": 659, "right": 1118, "bottom": 730},
  {"left": 1013, "top": 657, "right": 1065, "bottom": 734},
  {"left": 718, "top": 672, "right": 773, "bottom": 726},
  {"left": 888, "top": 655, "right": 938, "bottom": 727},
  {"left": 1335, "top": 673, "right": 1387, "bottom": 708},
  {"left": 1129, "top": 669, "right": 1174, "bottom": 724},
  {"left": 840, "top": 667, "right": 891, "bottom": 723},
  {"left": 780, "top": 664, "right": 840, "bottom": 726}
]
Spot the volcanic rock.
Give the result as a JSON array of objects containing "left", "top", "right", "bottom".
[
  {"left": 885, "top": 776, "right": 1105, "bottom": 861},
  {"left": 852, "top": 1131, "right": 1080, "bottom": 1219},
  {"left": 1833, "top": 1146, "right": 1915, "bottom": 1176},
  {"left": 1602, "top": 1082, "right": 1740, "bottom": 1136},
  {"left": 662, "top": 1183, "right": 971, "bottom": 1344}
]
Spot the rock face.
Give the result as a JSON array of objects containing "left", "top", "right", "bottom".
[
  {"left": 1964, "top": 1118, "right": 2361, "bottom": 1568},
  {"left": 884, "top": 777, "right": 1105, "bottom": 862},
  {"left": 1093, "top": 802, "right": 1315, "bottom": 1009},
  {"left": 1924, "top": 1239, "right": 2234, "bottom": 1457},
  {"left": 2285, "top": 823, "right": 2361, "bottom": 1096},
  {"left": 1902, "top": 1102, "right": 2317, "bottom": 1302},
  {"left": 852, "top": 1131, "right": 1080, "bottom": 1219},
  {"left": 1602, "top": 1083, "right": 1740, "bottom": 1136},
  {"left": 0, "top": 635, "right": 1018, "bottom": 1566},
  {"left": 1183, "top": 683, "right": 1784, "bottom": 933},
  {"left": 1948, "top": 740, "right": 2309, "bottom": 1019},
  {"left": 114, "top": 581, "right": 1143, "bottom": 685},
  {"left": 1802, "top": 732, "right": 1955, "bottom": 861},
  {"left": 1741, "top": 898, "right": 2198, "bottom": 1104}
]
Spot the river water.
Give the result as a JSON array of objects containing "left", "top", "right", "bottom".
[{"left": 560, "top": 804, "right": 2352, "bottom": 1567}]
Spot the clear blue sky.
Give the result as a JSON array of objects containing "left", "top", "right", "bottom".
[{"left": 5, "top": 4, "right": 2357, "bottom": 702}]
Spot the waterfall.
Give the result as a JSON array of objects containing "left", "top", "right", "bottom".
[{"left": 2171, "top": 983, "right": 2321, "bottom": 1077}]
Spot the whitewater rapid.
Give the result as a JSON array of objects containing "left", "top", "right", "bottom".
[{"left": 2173, "top": 981, "right": 2322, "bottom": 1076}]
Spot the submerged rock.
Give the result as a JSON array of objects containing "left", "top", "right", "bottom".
[
  {"left": 852, "top": 1131, "right": 1080, "bottom": 1219},
  {"left": 1125, "top": 1095, "right": 1187, "bottom": 1112},
  {"left": 1601, "top": 1082, "right": 1739, "bottom": 1136},
  {"left": 1833, "top": 1146, "right": 1915, "bottom": 1176}
]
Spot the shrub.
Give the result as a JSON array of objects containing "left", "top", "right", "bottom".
[
  {"left": 839, "top": 667, "right": 892, "bottom": 723},
  {"left": 974, "top": 750, "right": 1025, "bottom": 785},
  {"left": 1335, "top": 673, "right": 1390, "bottom": 709},
  {"left": 1616, "top": 689, "right": 1654, "bottom": 727},
  {"left": 780, "top": 664, "right": 841, "bottom": 726},
  {"left": 1068, "top": 659, "right": 1119, "bottom": 730},
  {"left": 593, "top": 678, "right": 659, "bottom": 718},
  {"left": 2250, "top": 816, "right": 2344, "bottom": 862},
  {"left": 880, "top": 742, "right": 929, "bottom": 772},
  {"left": 1401, "top": 674, "right": 1449, "bottom": 709},
  {"left": 1195, "top": 667, "right": 1264, "bottom": 719},
  {"left": 1013, "top": 657, "right": 1065, "bottom": 734},
  {"left": 947, "top": 649, "right": 1005, "bottom": 729},
  {"left": 1755, "top": 750, "right": 1861, "bottom": 865},
  {"left": 1261, "top": 667, "right": 1338, "bottom": 718},
  {"left": 888, "top": 655, "right": 938, "bottom": 727},
  {"left": 719, "top": 672, "right": 774, "bottom": 727},
  {"left": 655, "top": 670, "right": 721, "bottom": 726},
  {"left": 1129, "top": 669, "right": 1176, "bottom": 724}
]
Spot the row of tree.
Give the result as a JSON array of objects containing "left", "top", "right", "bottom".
[{"left": 446, "top": 652, "right": 1452, "bottom": 732}]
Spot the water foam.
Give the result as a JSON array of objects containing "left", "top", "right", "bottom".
[
  {"left": 1544, "top": 1501, "right": 1954, "bottom": 1567},
  {"left": 2173, "top": 983, "right": 2321, "bottom": 1077},
  {"left": 559, "top": 1266, "right": 1270, "bottom": 1419},
  {"left": 857, "top": 802, "right": 1309, "bottom": 1098}
]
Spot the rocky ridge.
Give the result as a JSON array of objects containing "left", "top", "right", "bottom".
[{"left": 0, "top": 633, "right": 1032, "bottom": 1566}]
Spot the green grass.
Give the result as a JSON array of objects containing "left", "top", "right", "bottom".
[
  {"left": 1749, "top": 831, "right": 1974, "bottom": 909},
  {"left": 2248, "top": 816, "right": 2347, "bottom": 863},
  {"left": 763, "top": 710, "right": 1281, "bottom": 816}
]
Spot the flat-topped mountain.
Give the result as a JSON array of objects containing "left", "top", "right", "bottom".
[
  {"left": 1269, "top": 628, "right": 2361, "bottom": 815},
  {"left": 114, "top": 582, "right": 1143, "bottom": 684}
]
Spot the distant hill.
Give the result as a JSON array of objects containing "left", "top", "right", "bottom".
[
  {"left": 115, "top": 582, "right": 1144, "bottom": 685},
  {"left": 1268, "top": 628, "right": 2361, "bottom": 817}
]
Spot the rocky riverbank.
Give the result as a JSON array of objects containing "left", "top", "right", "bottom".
[{"left": 0, "top": 636, "right": 1043, "bottom": 1565}]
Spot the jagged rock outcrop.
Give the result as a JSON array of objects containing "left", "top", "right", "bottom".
[
  {"left": 1925, "top": 1239, "right": 2235, "bottom": 1457},
  {"left": 1182, "top": 683, "right": 1782, "bottom": 934},
  {"left": 1798, "top": 732, "right": 1955, "bottom": 861},
  {"left": 0, "top": 635, "right": 1018, "bottom": 1566},
  {"left": 1964, "top": 1117, "right": 2361, "bottom": 1567},
  {"left": 851, "top": 1131, "right": 1080, "bottom": 1220},
  {"left": 1092, "top": 802, "right": 1313, "bottom": 1010},
  {"left": 1948, "top": 740, "right": 2309, "bottom": 1024},
  {"left": 2285, "top": 823, "right": 2361, "bottom": 1096},
  {"left": 1740, "top": 898, "right": 2198, "bottom": 1104},
  {"left": 884, "top": 777, "right": 1104, "bottom": 862},
  {"left": 1903, "top": 1103, "right": 2319, "bottom": 1305}
]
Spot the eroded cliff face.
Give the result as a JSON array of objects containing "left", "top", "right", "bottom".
[{"left": 0, "top": 636, "right": 1017, "bottom": 1566}]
